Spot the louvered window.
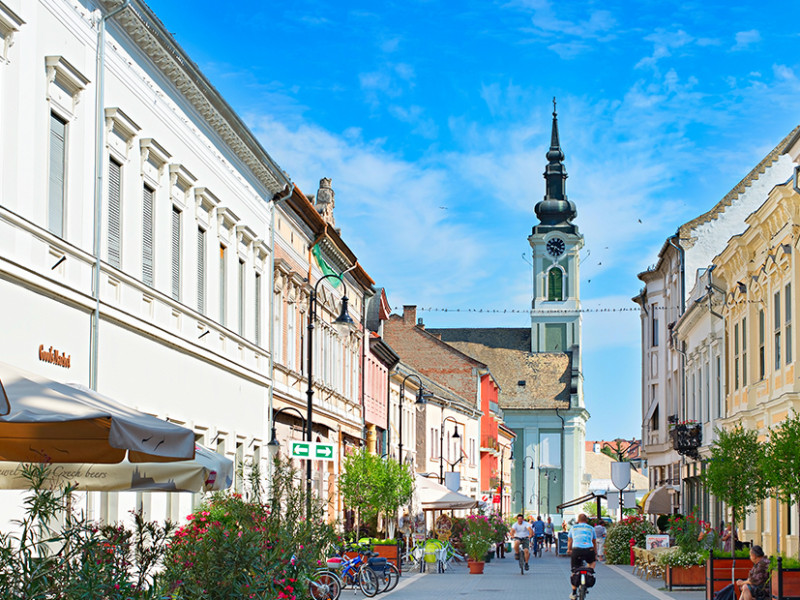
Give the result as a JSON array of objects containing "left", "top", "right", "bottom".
[
  {"left": 254, "top": 272, "right": 261, "bottom": 346},
  {"left": 142, "top": 185, "right": 154, "bottom": 286},
  {"left": 48, "top": 113, "right": 66, "bottom": 237},
  {"left": 219, "top": 244, "right": 226, "bottom": 326},
  {"left": 107, "top": 158, "right": 122, "bottom": 268},
  {"left": 197, "top": 227, "right": 206, "bottom": 314},
  {"left": 171, "top": 207, "right": 181, "bottom": 301},
  {"left": 238, "top": 259, "right": 245, "bottom": 336}
]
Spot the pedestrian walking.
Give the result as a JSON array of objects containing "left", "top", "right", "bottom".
[
  {"left": 593, "top": 519, "right": 607, "bottom": 561},
  {"left": 544, "top": 517, "right": 555, "bottom": 552}
]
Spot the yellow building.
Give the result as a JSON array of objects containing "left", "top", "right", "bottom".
[{"left": 714, "top": 179, "right": 800, "bottom": 556}]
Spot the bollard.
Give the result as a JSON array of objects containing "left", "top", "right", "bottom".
[
  {"left": 778, "top": 556, "right": 784, "bottom": 600},
  {"left": 630, "top": 538, "right": 636, "bottom": 566}
]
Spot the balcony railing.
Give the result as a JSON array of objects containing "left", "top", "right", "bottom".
[{"left": 670, "top": 423, "right": 702, "bottom": 460}]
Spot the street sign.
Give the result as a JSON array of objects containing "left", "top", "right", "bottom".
[
  {"left": 290, "top": 441, "right": 336, "bottom": 462},
  {"left": 291, "top": 441, "right": 312, "bottom": 458},
  {"left": 314, "top": 443, "right": 334, "bottom": 460}
]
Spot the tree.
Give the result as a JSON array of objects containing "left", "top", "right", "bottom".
[
  {"left": 600, "top": 439, "right": 636, "bottom": 462},
  {"left": 339, "top": 449, "right": 414, "bottom": 538},
  {"left": 702, "top": 425, "right": 768, "bottom": 557},
  {"left": 764, "top": 410, "right": 800, "bottom": 553}
]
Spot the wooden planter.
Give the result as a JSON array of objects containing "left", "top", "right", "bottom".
[
  {"left": 705, "top": 557, "right": 752, "bottom": 600},
  {"left": 772, "top": 567, "right": 800, "bottom": 599},
  {"left": 666, "top": 565, "right": 705, "bottom": 590},
  {"left": 370, "top": 543, "right": 402, "bottom": 575}
]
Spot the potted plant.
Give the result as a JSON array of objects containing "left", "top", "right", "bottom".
[
  {"left": 658, "top": 547, "right": 706, "bottom": 589},
  {"left": 463, "top": 515, "right": 493, "bottom": 574}
]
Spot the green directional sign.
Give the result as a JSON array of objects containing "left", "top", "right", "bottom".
[
  {"left": 290, "top": 441, "right": 336, "bottom": 462},
  {"left": 291, "top": 441, "right": 311, "bottom": 458},
  {"left": 314, "top": 443, "right": 335, "bottom": 461}
]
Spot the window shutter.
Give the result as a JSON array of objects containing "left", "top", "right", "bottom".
[
  {"left": 238, "top": 259, "right": 245, "bottom": 336},
  {"left": 548, "top": 268, "right": 563, "bottom": 301},
  {"left": 48, "top": 114, "right": 66, "bottom": 237},
  {"left": 171, "top": 207, "right": 181, "bottom": 301},
  {"left": 142, "top": 185, "right": 154, "bottom": 286},
  {"left": 254, "top": 272, "right": 261, "bottom": 346},
  {"left": 219, "top": 245, "right": 226, "bottom": 325},
  {"left": 197, "top": 227, "right": 206, "bottom": 314},
  {"left": 106, "top": 158, "right": 122, "bottom": 268}
]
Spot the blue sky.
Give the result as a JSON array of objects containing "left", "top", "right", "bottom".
[{"left": 146, "top": 0, "right": 800, "bottom": 441}]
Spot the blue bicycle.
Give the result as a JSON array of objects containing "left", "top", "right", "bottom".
[{"left": 326, "top": 545, "right": 380, "bottom": 597}]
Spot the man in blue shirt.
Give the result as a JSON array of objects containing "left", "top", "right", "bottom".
[
  {"left": 532, "top": 515, "right": 546, "bottom": 556},
  {"left": 567, "top": 514, "right": 597, "bottom": 599}
]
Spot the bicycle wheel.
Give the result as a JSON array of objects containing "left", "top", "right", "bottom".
[
  {"left": 357, "top": 564, "right": 380, "bottom": 597},
  {"left": 519, "top": 545, "right": 525, "bottom": 574},
  {"left": 377, "top": 563, "right": 399, "bottom": 592},
  {"left": 309, "top": 570, "right": 341, "bottom": 600},
  {"left": 577, "top": 585, "right": 586, "bottom": 600}
]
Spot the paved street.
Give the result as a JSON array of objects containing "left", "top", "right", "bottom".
[{"left": 380, "top": 551, "right": 707, "bottom": 600}]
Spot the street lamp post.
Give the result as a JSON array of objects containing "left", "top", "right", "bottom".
[
  {"left": 267, "top": 406, "right": 307, "bottom": 455},
  {"left": 398, "top": 373, "right": 429, "bottom": 465},
  {"left": 522, "top": 456, "right": 535, "bottom": 514},
  {"left": 305, "top": 273, "right": 354, "bottom": 519},
  {"left": 439, "top": 415, "right": 461, "bottom": 484}
]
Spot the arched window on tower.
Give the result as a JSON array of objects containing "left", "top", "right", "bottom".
[{"left": 547, "top": 267, "right": 564, "bottom": 301}]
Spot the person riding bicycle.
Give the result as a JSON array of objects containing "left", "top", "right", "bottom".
[
  {"left": 532, "top": 515, "right": 546, "bottom": 556},
  {"left": 567, "top": 513, "right": 597, "bottom": 600},
  {"left": 511, "top": 513, "right": 533, "bottom": 571}
]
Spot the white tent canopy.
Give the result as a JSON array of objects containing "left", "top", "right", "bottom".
[
  {"left": 416, "top": 474, "right": 478, "bottom": 511},
  {"left": 0, "top": 361, "right": 195, "bottom": 464},
  {"left": 642, "top": 485, "right": 673, "bottom": 514},
  {"left": 0, "top": 444, "right": 233, "bottom": 493}
]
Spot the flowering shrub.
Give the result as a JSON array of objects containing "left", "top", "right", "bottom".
[
  {"left": 668, "top": 511, "right": 718, "bottom": 553},
  {"left": 489, "top": 513, "right": 509, "bottom": 544},
  {"left": 604, "top": 515, "right": 657, "bottom": 564},
  {"left": 462, "top": 515, "right": 494, "bottom": 561},
  {"left": 656, "top": 547, "right": 705, "bottom": 567},
  {"left": 160, "top": 457, "right": 337, "bottom": 600}
]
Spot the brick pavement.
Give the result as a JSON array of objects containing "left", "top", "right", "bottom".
[{"left": 380, "top": 549, "right": 708, "bottom": 600}]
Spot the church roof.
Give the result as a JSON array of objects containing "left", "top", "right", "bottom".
[{"left": 427, "top": 328, "right": 572, "bottom": 410}]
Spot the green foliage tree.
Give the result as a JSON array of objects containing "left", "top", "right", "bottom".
[
  {"left": 765, "top": 410, "right": 800, "bottom": 553},
  {"left": 581, "top": 501, "right": 609, "bottom": 518},
  {"left": 339, "top": 449, "right": 414, "bottom": 538},
  {"left": 702, "top": 425, "right": 768, "bottom": 557}
]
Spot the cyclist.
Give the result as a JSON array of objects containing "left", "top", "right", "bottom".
[
  {"left": 544, "top": 517, "right": 555, "bottom": 552},
  {"left": 532, "top": 515, "right": 545, "bottom": 556},
  {"left": 567, "top": 513, "right": 597, "bottom": 600},
  {"left": 511, "top": 513, "right": 533, "bottom": 571}
]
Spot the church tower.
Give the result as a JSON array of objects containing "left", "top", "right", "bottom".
[{"left": 528, "top": 101, "right": 584, "bottom": 354}]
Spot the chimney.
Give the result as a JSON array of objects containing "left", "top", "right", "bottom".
[
  {"left": 403, "top": 305, "right": 417, "bottom": 326},
  {"left": 417, "top": 318, "right": 425, "bottom": 329}
]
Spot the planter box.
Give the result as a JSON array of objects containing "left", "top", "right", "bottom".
[
  {"left": 370, "top": 543, "right": 401, "bottom": 575},
  {"left": 666, "top": 565, "right": 705, "bottom": 590},
  {"left": 705, "top": 557, "right": 752, "bottom": 600},
  {"left": 772, "top": 568, "right": 800, "bottom": 599}
]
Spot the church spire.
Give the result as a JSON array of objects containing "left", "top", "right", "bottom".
[{"left": 534, "top": 97, "right": 577, "bottom": 229}]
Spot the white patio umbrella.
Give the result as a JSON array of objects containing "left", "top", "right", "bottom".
[
  {"left": 416, "top": 474, "right": 478, "bottom": 510},
  {"left": 0, "top": 444, "right": 233, "bottom": 492},
  {"left": 0, "top": 361, "right": 195, "bottom": 464}
]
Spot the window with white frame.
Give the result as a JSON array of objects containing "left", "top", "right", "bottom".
[
  {"left": 219, "top": 244, "right": 226, "bottom": 325},
  {"left": 759, "top": 309, "right": 765, "bottom": 380},
  {"left": 715, "top": 356, "right": 722, "bottom": 418},
  {"left": 171, "top": 207, "right": 181, "bottom": 301},
  {"left": 734, "top": 323, "right": 740, "bottom": 390},
  {"left": 775, "top": 290, "right": 782, "bottom": 371},
  {"left": 107, "top": 157, "right": 122, "bottom": 268},
  {"left": 48, "top": 113, "right": 67, "bottom": 237},
  {"left": 704, "top": 363, "right": 710, "bottom": 423},
  {"left": 197, "top": 227, "right": 206, "bottom": 314},
  {"left": 238, "top": 258, "right": 245, "bottom": 336},
  {"left": 787, "top": 283, "right": 793, "bottom": 365},
  {"left": 273, "top": 290, "right": 282, "bottom": 363},
  {"left": 254, "top": 272, "right": 261, "bottom": 346},
  {"left": 142, "top": 184, "right": 155, "bottom": 286},
  {"left": 742, "top": 317, "right": 747, "bottom": 386},
  {"left": 287, "top": 301, "right": 296, "bottom": 371}
]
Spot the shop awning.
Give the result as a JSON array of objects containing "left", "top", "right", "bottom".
[
  {"left": 642, "top": 485, "right": 673, "bottom": 514},
  {"left": 0, "top": 361, "right": 195, "bottom": 463},
  {"left": 416, "top": 474, "right": 478, "bottom": 510},
  {"left": 0, "top": 444, "right": 232, "bottom": 492}
]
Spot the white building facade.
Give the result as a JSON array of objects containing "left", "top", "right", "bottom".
[
  {"left": 0, "top": 0, "right": 291, "bottom": 524},
  {"left": 634, "top": 126, "right": 799, "bottom": 515}
]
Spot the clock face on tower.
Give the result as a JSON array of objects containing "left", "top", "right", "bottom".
[{"left": 546, "top": 237, "right": 566, "bottom": 257}]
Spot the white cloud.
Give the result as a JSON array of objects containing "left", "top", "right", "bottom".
[{"left": 733, "top": 29, "right": 761, "bottom": 51}]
